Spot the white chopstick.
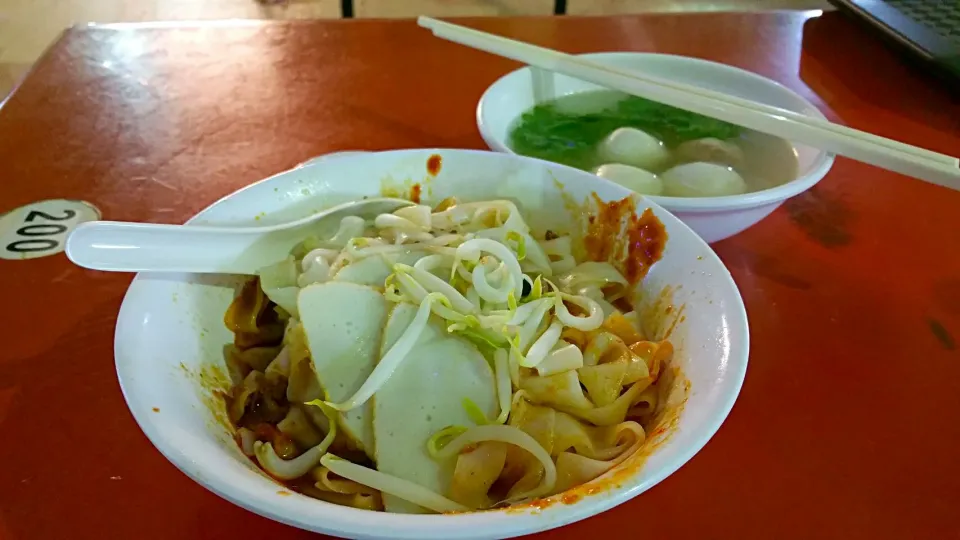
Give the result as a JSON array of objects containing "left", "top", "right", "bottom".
[{"left": 418, "top": 16, "right": 960, "bottom": 192}]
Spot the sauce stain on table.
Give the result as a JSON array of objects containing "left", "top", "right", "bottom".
[
  {"left": 783, "top": 186, "right": 855, "bottom": 248},
  {"left": 718, "top": 245, "right": 812, "bottom": 291},
  {"left": 928, "top": 319, "right": 956, "bottom": 351}
]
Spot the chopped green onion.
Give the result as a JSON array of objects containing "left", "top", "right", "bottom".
[
  {"left": 508, "top": 333, "right": 526, "bottom": 367},
  {"left": 384, "top": 273, "right": 405, "bottom": 302},
  {"left": 530, "top": 275, "right": 543, "bottom": 300},
  {"left": 505, "top": 230, "right": 526, "bottom": 261},
  {"left": 462, "top": 398, "right": 489, "bottom": 425},
  {"left": 452, "top": 326, "right": 508, "bottom": 353},
  {"left": 426, "top": 425, "right": 469, "bottom": 458}
]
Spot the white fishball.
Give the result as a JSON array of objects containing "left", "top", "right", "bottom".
[
  {"left": 674, "top": 138, "right": 745, "bottom": 170},
  {"left": 597, "top": 127, "right": 670, "bottom": 171},
  {"left": 595, "top": 163, "right": 663, "bottom": 195},
  {"left": 661, "top": 162, "right": 748, "bottom": 197}
]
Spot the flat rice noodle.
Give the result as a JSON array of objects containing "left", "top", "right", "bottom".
[
  {"left": 286, "top": 323, "right": 310, "bottom": 362},
  {"left": 577, "top": 358, "right": 627, "bottom": 407},
  {"left": 436, "top": 425, "right": 558, "bottom": 505},
  {"left": 232, "top": 345, "right": 282, "bottom": 372},
  {"left": 557, "top": 262, "right": 628, "bottom": 298},
  {"left": 509, "top": 398, "right": 556, "bottom": 453},
  {"left": 229, "top": 371, "right": 262, "bottom": 424},
  {"left": 627, "top": 385, "right": 659, "bottom": 419},
  {"left": 450, "top": 441, "right": 508, "bottom": 508},
  {"left": 234, "top": 322, "right": 284, "bottom": 350},
  {"left": 553, "top": 411, "right": 626, "bottom": 460},
  {"left": 622, "top": 349, "right": 651, "bottom": 386},
  {"left": 286, "top": 355, "right": 322, "bottom": 404},
  {"left": 628, "top": 340, "right": 673, "bottom": 382},
  {"left": 224, "top": 345, "right": 250, "bottom": 386},
  {"left": 284, "top": 342, "right": 338, "bottom": 435},
  {"left": 226, "top": 279, "right": 286, "bottom": 349},
  {"left": 511, "top": 400, "right": 626, "bottom": 461},
  {"left": 553, "top": 421, "right": 645, "bottom": 494},
  {"left": 559, "top": 327, "right": 589, "bottom": 350},
  {"left": 228, "top": 370, "right": 288, "bottom": 427},
  {"left": 493, "top": 399, "right": 554, "bottom": 502},
  {"left": 553, "top": 452, "right": 614, "bottom": 495},
  {"left": 498, "top": 447, "right": 545, "bottom": 502},
  {"left": 373, "top": 303, "right": 497, "bottom": 513},
  {"left": 519, "top": 370, "right": 594, "bottom": 411},
  {"left": 277, "top": 406, "right": 324, "bottom": 448},
  {"left": 601, "top": 313, "right": 645, "bottom": 345},
  {"left": 264, "top": 346, "right": 292, "bottom": 380},
  {"left": 583, "top": 331, "right": 630, "bottom": 367},
  {"left": 224, "top": 278, "right": 266, "bottom": 333},
  {"left": 566, "top": 378, "right": 653, "bottom": 426}
]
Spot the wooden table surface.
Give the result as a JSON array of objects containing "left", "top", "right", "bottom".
[{"left": 1, "top": 10, "right": 959, "bottom": 540}]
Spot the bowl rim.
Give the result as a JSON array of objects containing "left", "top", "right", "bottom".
[
  {"left": 476, "top": 51, "right": 836, "bottom": 212},
  {"left": 114, "top": 148, "right": 750, "bottom": 539}
]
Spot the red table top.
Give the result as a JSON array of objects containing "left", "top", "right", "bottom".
[{"left": 1, "top": 11, "right": 958, "bottom": 540}]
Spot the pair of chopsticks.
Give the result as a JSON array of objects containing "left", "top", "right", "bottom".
[{"left": 418, "top": 16, "right": 960, "bottom": 192}]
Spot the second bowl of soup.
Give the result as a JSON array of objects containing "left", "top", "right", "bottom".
[{"left": 477, "top": 53, "right": 835, "bottom": 242}]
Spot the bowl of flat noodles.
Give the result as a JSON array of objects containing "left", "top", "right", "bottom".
[{"left": 115, "top": 149, "right": 749, "bottom": 539}]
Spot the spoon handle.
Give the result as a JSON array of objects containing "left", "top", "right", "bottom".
[{"left": 65, "top": 221, "right": 264, "bottom": 274}]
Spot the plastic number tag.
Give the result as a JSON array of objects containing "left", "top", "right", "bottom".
[{"left": 0, "top": 199, "right": 100, "bottom": 260}]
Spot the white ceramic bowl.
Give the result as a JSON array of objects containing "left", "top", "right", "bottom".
[
  {"left": 477, "top": 52, "right": 836, "bottom": 243},
  {"left": 114, "top": 149, "right": 749, "bottom": 539}
]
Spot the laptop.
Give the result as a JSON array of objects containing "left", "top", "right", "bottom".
[{"left": 829, "top": 0, "right": 960, "bottom": 87}]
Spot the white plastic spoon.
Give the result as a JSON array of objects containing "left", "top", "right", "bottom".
[{"left": 65, "top": 198, "right": 413, "bottom": 274}]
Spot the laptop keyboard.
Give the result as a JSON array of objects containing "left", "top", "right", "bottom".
[{"left": 883, "top": 0, "right": 960, "bottom": 44}]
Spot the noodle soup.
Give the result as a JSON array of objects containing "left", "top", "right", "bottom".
[{"left": 508, "top": 90, "right": 800, "bottom": 198}]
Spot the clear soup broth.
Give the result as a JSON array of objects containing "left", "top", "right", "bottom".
[{"left": 508, "top": 90, "right": 800, "bottom": 198}]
